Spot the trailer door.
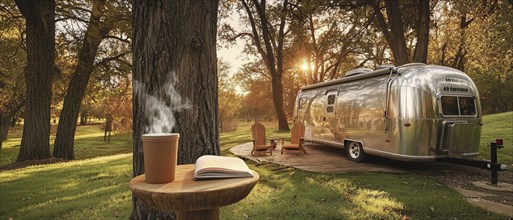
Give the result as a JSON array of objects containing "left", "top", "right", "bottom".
[{"left": 324, "top": 91, "right": 339, "bottom": 142}]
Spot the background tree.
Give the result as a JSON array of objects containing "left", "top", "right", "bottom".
[
  {"left": 367, "top": 0, "right": 430, "bottom": 65},
  {"left": 132, "top": 0, "right": 220, "bottom": 219},
  {"left": 218, "top": 59, "right": 242, "bottom": 132},
  {"left": 0, "top": 1, "right": 25, "bottom": 147},
  {"left": 15, "top": 0, "right": 55, "bottom": 162},
  {"left": 224, "top": 0, "right": 291, "bottom": 131},
  {"left": 460, "top": 1, "right": 512, "bottom": 113},
  {"left": 237, "top": 64, "right": 275, "bottom": 121},
  {"left": 53, "top": 0, "right": 131, "bottom": 160},
  {"left": 288, "top": 1, "right": 375, "bottom": 83}
]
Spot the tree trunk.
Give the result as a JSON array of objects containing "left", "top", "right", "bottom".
[
  {"left": 15, "top": 0, "right": 55, "bottom": 162},
  {"left": 370, "top": 0, "right": 423, "bottom": 65},
  {"left": 79, "top": 112, "right": 87, "bottom": 126},
  {"left": 384, "top": 0, "right": 410, "bottom": 65},
  {"left": 241, "top": 0, "right": 290, "bottom": 131},
  {"left": 0, "top": 115, "right": 9, "bottom": 145},
  {"left": 132, "top": 1, "right": 220, "bottom": 219},
  {"left": 412, "top": 0, "right": 429, "bottom": 63},
  {"left": 0, "top": 99, "right": 25, "bottom": 150},
  {"left": 271, "top": 75, "right": 289, "bottom": 131},
  {"left": 53, "top": 0, "right": 108, "bottom": 160}
]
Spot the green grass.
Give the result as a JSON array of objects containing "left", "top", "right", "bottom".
[
  {"left": 0, "top": 154, "right": 132, "bottom": 219},
  {"left": 1, "top": 113, "right": 512, "bottom": 219},
  {"left": 478, "top": 111, "right": 513, "bottom": 165},
  {"left": 1, "top": 125, "right": 132, "bottom": 166},
  {"left": 224, "top": 165, "right": 503, "bottom": 219}
]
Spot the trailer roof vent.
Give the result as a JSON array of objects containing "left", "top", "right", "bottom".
[
  {"left": 376, "top": 64, "right": 395, "bottom": 70},
  {"left": 345, "top": 68, "right": 373, "bottom": 77}
]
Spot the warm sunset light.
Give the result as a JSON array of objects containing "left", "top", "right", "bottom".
[
  {"left": 301, "top": 62, "right": 309, "bottom": 71},
  {"left": 3, "top": 0, "right": 511, "bottom": 219}
]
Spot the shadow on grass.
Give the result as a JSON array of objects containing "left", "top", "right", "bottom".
[
  {"left": 221, "top": 161, "right": 505, "bottom": 220},
  {"left": 0, "top": 154, "right": 133, "bottom": 219},
  {"left": 220, "top": 163, "right": 404, "bottom": 219},
  {"left": 0, "top": 132, "right": 132, "bottom": 167}
]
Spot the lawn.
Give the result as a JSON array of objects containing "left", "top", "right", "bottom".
[
  {"left": 1, "top": 124, "right": 132, "bottom": 166},
  {"left": 1, "top": 113, "right": 511, "bottom": 219},
  {"left": 477, "top": 111, "right": 513, "bottom": 165}
]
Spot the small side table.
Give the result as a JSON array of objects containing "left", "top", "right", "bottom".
[{"left": 130, "top": 164, "right": 259, "bottom": 220}]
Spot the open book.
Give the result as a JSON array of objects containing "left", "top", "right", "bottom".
[{"left": 194, "top": 155, "right": 254, "bottom": 180}]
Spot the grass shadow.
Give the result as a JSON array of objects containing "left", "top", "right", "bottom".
[{"left": 0, "top": 154, "right": 133, "bottom": 219}]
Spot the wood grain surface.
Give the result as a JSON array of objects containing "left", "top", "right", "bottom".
[
  {"left": 231, "top": 142, "right": 408, "bottom": 173},
  {"left": 130, "top": 164, "right": 259, "bottom": 212}
]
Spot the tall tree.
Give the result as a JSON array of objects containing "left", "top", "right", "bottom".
[
  {"left": 289, "top": 2, "right": 375, "bottom": 83},
  {"left": 368, "top": 0, "right": 430, "bottom": 65},
  {"left": 239, "top": 0, "right": 290, "bottom": 131},
  {"left": 132, "top": 1, "right": 220, "bottom": 219},
  {"left": 15, "top": 0, "right": 55, "bottom": 162},
  {"left": 53, "top": 0, "right": 129, "bottom": 160}
]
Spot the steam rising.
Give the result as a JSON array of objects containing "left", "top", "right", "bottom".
[{"left": 135, "top": 72, "right": 191, "bottom": 134}]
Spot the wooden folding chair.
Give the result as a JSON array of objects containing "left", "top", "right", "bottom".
[
  {"left": 251, "top": 122, "right": 273, "bottom": 155},
  {"left": 281, "top": 121, "right": 307, "bottom": 154}
]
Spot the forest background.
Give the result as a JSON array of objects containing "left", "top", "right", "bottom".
[{"left": 1, "top": 0, "right": 512, "bottom": 148}]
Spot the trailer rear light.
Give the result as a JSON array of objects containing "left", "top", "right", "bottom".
[
  {"left": 496, "top": 139, "right": 503, "bottom": 146},
  {"left": 404, "top": 122, "right": 411, "bottom": 127}
]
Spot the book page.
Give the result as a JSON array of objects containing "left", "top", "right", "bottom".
[{"left": 194, "top": 155, "right": 253, "bottom": 179}]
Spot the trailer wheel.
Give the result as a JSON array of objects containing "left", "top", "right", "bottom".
[{"left": 346, "top": 141, "right": 366, "bottom": 162}]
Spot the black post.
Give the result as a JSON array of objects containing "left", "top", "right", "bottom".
[
  {"left": 489, "top": 139, "right": 504, "bottom": 185},
  {"left": 490, "top": 142, "right": 498, "bottom": 185}
]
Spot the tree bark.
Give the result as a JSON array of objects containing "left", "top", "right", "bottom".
[
  {"left": 369, "top": 0, "right": 430, "bottom": 65},
  {"left": 0, "top": 115, "right": 9, "bottom": 147},
  {"left": 384, "top": 0, "right": 410, "bottom": 65},
  {"left": 53, "top": 0, "right": 109, "bottom": 160},
  {"left": 79, "top": 111, "right": 87, "bottom": 126},
  {"left": 15, "top": 0, "right": 55, "bottom": 162},
  {"left": 132, "top": 1, "right": 220, "bottom": 219},
  {"left": 412, "top": 0, "right": 429, "bottom": 63}
]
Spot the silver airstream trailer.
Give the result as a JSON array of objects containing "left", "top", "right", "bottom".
[{"left": 293, "top": 63, "right": 482, "bottom": 162}]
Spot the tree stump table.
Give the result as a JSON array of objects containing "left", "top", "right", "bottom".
[{"left": 130, "top": 164, "right": 259, "bottom": 220}]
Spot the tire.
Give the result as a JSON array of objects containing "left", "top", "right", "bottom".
[{"left": 346, "top": 141, "right": 366, "bottom": 162}]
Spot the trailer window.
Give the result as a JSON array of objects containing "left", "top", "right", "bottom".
[
  {"left": 327, "top": 95, "right": 336, "bottom": 105},
  {"left": 326, "top": 106, "right": 334, "bottom": 113},
  {"left": 440, "top": 96, "right": 476, "bottom": 116},
  {"left": 459, "top": 97, "right": 476, "bottom": 115}
]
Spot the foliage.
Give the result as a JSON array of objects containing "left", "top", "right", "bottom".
[
  {"left": 50, "top": 0, "right": 131, "bottom": 124},
  {"left": 288, "top": 1, "right": 376, "bottom": 82},
  {"left": 235, "top": 62, "right": 276, "bottom": 121},
  {"left": 220, "top": 0, "right": 512, "bottom": 116},
  {"left": 0, "top": 1, "right": 25, "bottom": 113},
  {"left": 0, "top": 1, "right": 25, "bottom": 143},
  {"left": 102, "top": 76, "right": 132, "bottom": 132},
  {"left": 218, "top": 59, "right": 242, "bottom": 132},
  {"left": 428, "top": 0, "right": 513, "bottom": 114}
]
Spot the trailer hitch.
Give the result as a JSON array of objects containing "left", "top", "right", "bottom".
[{"left": 436, "top": 139, "right": 507, "bottom": 185}]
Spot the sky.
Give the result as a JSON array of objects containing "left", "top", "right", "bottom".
[
  {"left": 217, "top": 10, "right": 246, "bottom": 77},
  {"left": 216, "top": 11, "right": 251, "bottom": 95}
]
